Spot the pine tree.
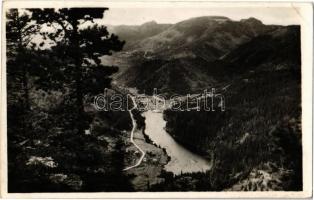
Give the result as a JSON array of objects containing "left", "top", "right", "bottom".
[
  {"left": 28, "top": 8, "right": 125, "bottom": 133},
  {"left": 6, "top": 9, "right": 40, "bottom": 110},
  {"left": 6, "top": 9, "right": 40, "bottom": 137}
]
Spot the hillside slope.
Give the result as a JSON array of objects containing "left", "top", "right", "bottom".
[
  {"left": 114, "top": 17, "right": 283, "bottom": 95},
  {"left": 163, "top": 25, "right": 302, "bottom": 191},
  {"left": 107, "top": 21, "right": 172, "bottom": 50}
]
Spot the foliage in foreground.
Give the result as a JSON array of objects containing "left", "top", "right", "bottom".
[{"left": 7, "top": 8, "right": 133, "bottom": 192}]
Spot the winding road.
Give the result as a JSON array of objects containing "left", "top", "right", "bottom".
[{"left": 123, "top": 95, "right": 146, "bottom": 171}]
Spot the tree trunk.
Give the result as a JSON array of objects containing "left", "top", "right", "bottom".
[{"left": 22, "top": 68, "right": 30, "bottom": 111}]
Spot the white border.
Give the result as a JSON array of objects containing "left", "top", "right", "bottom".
[{"left": 1, "top": 1, "right": 313, "bottom": 198}]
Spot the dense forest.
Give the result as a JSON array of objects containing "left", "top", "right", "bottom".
[
  {"left": 6, "top": 8, "right": 135, "bottom": 192},
  {"left": 162, "top": 26, "right": 302, "bottom": 191}
]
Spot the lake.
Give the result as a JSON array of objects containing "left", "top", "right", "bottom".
[{"left": 142, "top": 110, "right": 211, "bottom": 175}]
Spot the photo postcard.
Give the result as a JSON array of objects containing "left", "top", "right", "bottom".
[{"left": 0, "top": 0, "right": 313, "bottom": 198}]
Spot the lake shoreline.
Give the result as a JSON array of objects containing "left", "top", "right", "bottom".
[
  {"left": 142, "top": 109, "right": 212, "bottom": 175},
  {"left": 122, "top": 102, "right": 169, "bottom": 191}
]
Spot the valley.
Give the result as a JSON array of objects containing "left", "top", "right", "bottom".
[
  {"left": 6, "top": 6, "right": 305, "bottom": 194},
  {"left": 112, "top": 85, "right": 212, "bottom": 190},
  {"left": 105, "top": 16, "right": 302, "bottom": 191}
]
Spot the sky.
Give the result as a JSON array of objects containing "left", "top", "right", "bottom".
[{"left": 99, "top": 6, "right": 301, "bottom": 26}]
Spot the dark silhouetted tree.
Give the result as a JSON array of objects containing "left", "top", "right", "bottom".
[
  {"left": 6, "top": 9, "right": 39, "bottom": 109},
  {"left": 6, "top": 9, "right": 40, "bottom": 137},
  {"left": 28, "top": 8, "right": 125, "bottom": 134}
]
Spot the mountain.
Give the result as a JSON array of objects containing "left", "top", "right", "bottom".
[
  {"left": 128, "top": 16, "right": 277, "bottom": 60},
  {"left": 165, "top": 24, "right": 301, "bottom": 151},
  {"left": 107, "top": 21, "right": 172, "bottom": 50},
  {"left": 110, "top": 16, "right": 292, "bottom": 95},
  {"left": 163, "top": 25, "right": 301, "bottom": 190},
  {"left": 118, "top": 58, "right": 216, "bottom": 95},
  {"left": 222, "top": 25, "right": 301, "bottom": 73},
  {"left": 104, "top": 16, "right": 302, "bottom": 191}
]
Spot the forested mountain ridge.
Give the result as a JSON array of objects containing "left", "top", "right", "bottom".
[
  {"left": 110, "top": 16, "right": 291, "bottom": 95},
  {"left": 161, "top": 25, "right": 302, "bottom": 191},
  {"left": 107, "top": 21, "right": 172, "bottom": 50}
]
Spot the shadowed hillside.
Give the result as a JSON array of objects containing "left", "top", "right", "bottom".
[
  {"left": 112, "top": 16, "right": 285, "bottom": 95},
  {"left": 161, "top": 25, "right": 302, "bottom": 191}
]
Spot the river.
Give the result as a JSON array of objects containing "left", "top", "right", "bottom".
[{"left": 142, "top": 110, "right": 211, "bottom": 175}]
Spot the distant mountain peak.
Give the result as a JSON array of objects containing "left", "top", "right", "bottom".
[
  {"left": 141, "top": 20, "right": 158, "bottom": 26},
  {"left": 188, "top": 16, "right": 231, "bottom": 22},
  {"left": 208, "top": 16, "right": 230, "bottom": 20},
  {"left": 240, "top": 17, "right": 263, "bottom": 25}
]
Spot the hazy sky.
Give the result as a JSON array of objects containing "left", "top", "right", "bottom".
[{"left": 100, "top": 6, "right": 301, "bottom": 26}]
